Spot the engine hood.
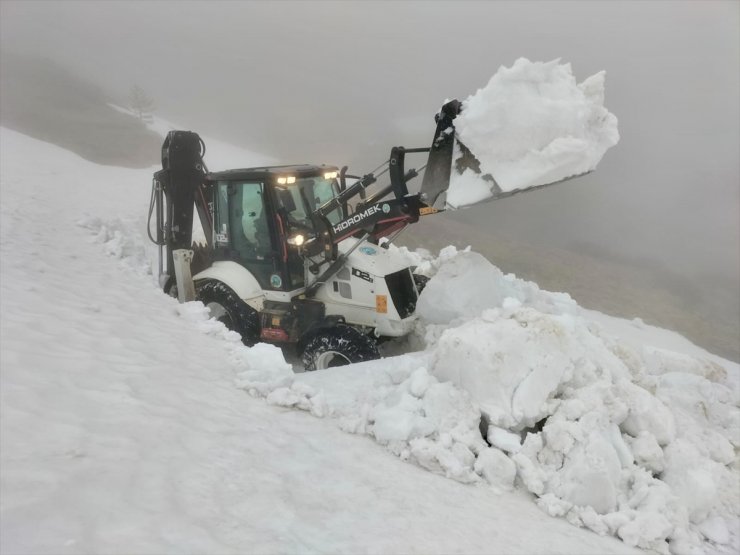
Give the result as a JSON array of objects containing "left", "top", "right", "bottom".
[{"left": 339, "top": 238, "right": 411, "bottom": 277}]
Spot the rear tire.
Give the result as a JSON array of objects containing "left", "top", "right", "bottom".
[
  {"left": 302, "top": 325, "right": 380, "bottom": 371},
  {"left": 196, "top": 280, "right": 260, "bottom": 346},
  {"left": 164, "top": 276, "right": 178, "bottom": 298}
]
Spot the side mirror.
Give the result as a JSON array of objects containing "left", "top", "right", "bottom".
[{"left": 309, "top": 213, "right": 338, "bottom": 263}]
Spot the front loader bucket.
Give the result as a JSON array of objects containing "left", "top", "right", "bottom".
[
  {"left": 419, "top": 100, "right": 461, "bottom": 208},
  {"left": 420, "top": 100, "right": 593, "bottom": 211}
]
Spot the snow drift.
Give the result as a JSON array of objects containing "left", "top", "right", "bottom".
[
  {"left": 233, "top": 247, "right": 739, "bottom": 555},
  {"left": 446, "top": 58, "right": 619, "bottom": 208},
  {"left": 414, "top": 249, "right": 739, "bottom": 554}
]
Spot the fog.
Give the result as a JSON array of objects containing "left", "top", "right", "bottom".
[{"left": 2, "top": 1, "right": 738, "bottom": 358}]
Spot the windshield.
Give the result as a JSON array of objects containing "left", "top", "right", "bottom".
[{"left": 276, "top": 176, "right": 344, "bottom": 226}]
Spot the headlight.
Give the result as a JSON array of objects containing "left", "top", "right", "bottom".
[{"left": 287, "top": 233, "right": 305, "bottom": 246}]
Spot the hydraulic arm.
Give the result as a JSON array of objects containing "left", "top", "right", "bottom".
[
  {"left": 149, "top": 130, "right": 211, "bottom": 288},
  {"left": 311, "top": 99, "right": 463, "bottom": 247},
  {"left": 302, "top": 100, "right": 463, "bottom": 296}
]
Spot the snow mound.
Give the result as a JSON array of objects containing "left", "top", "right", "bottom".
[
  {"left": 360, "top": 366, "right": 487, "bottom": 484},
  {"left": 225, "top": 244, "right": 738, "bottom": 555},
  {"left": 447, "top": 58, "right": 619, "bottom": 207},
  {"left": 416, "top": 249, "right": 579, "bottom": 324},
  {"left": 417, "top": 248, "right": 739, "bottom": 554}
]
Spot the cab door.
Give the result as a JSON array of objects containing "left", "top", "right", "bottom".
[{"left": 214, "top": 181, "right": 281, "bottom": 289}]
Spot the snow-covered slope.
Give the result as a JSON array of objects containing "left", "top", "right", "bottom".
[
  {"left": 2, "top": 124, "right": 737, "bottom": 555},
  {"left": 0, "top": 128, "right": 639, "bottom": 554},
  {"left": 108, "top": 104, "right": 276, "bottom": 170}
]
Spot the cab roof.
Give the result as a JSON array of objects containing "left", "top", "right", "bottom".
[{"left": 208, "top": 164, "right": 338, "bottom": 183}]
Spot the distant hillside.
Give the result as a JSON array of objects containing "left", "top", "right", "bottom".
[
  {"left": 399, "top": 215, "right": 740, "bottom": 363},
  {"left": 0, "top": 53, "right": 161, "bottom": 168}
]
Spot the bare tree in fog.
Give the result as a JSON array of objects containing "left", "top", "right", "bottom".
[{"left": 128, "top": 84, "right": 154, "bottom": 122}]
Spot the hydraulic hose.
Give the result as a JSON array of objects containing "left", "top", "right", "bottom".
[{"left": 147, "top": 179, "right": 165, "bottom": 246}]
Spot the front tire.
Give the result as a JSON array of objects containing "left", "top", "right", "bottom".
[
  {"left": 196, "top": 280, "right": 260, "bottom": 346},
  {"left": 302, "top": 325, "right": 380, "bottom": 371},
  {"left": 413, "top": 273, "right": 430, "bottom": 294}
]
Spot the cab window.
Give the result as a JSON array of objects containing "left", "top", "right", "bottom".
[
  {"left": 276, "top": 176, "right": 343, "bottom": 227},
  {"left": 216, "top": 181, "right": 276, "bottom": 288}
]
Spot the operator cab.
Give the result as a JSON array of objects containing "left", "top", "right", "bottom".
[{"left": 208, "top": 164, "right": 343, "bottom": 293}]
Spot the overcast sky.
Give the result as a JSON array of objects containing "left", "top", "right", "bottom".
[{"left": 2, "top": 0, "right": 738, "bottom": 289}]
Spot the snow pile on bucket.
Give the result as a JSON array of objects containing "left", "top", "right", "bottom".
[
  {"left": 446, "top": 58, "right": 619, "bottom": 208},
  {"left": 416, "top": 248, "right": 739, "bottom": 554}
]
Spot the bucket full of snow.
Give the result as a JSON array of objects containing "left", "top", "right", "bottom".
[{"left": 444, "top": 58, "right": 619, "bottom": 209}]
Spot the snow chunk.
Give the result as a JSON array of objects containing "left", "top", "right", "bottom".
[
  {"left": 416, "top": 251, "right": 505, "bottom": 323},
  {"left": 474, "top": 447, "right": 517, "bottom": 492},
  {"left": 617, "top": 512, "right": 673, "bottom": 550},
  {"left": 313, "top": 365, "right": 487, "bottom": 484},
  {"left": 431, "top": 307, "right": 610, "bottom": 430},
  {"left": 661, "top": 440, "right": 718, "bottom": 524},
  {"left": 233, "top": 342, "right": 294, "bottom": 397},
  {"left": 629, "top": 432, "right": 665, "bottom": 474},
  {"left": 486, "top": 425, "right": 522, "bottom": 453},
  {"left": 620, "top": 381, "right": 676, "bottom": 446},
  {"left": 417, "top": 250, "right": 579, "bottom": 325},
  {"left": 446, "top": 168, "right": 495, "bottom": 209},
  {"left": 453, "top": 58, "right": 619, "bottom": 196},
  {"left": 550, "top": 426, "right": 623, "bottom": 514},
  {"left": 698, "top": 515, "right": 730, "bottom": 545}
]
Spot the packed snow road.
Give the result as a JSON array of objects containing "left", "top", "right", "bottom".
[{"left": 0, "top": 128, "right": 638, "bottom": 554}]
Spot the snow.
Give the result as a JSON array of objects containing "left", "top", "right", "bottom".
[
  {"left": 1, "top": 127, "right": 640, "bottom": 554},
  {"left": 445, "top": 165, "right": 494, "bottom": 209},
  {"left": 446, "top": 58, "right": 619, "bottom": 207},
  {"left": 407, "top": 247, "right": 739, "bottom": 554},
  {"left": 295, "top": 246, "right": 739, "bottom": 554},
  {"left": 2, "top": 111, "right": 737, "bottom": 554}
]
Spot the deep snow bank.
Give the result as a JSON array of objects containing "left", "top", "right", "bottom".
[
  {"left": 446, "top": 58, "right": 619, "bottom": 208},
  {"left": 208, "top": 244, "right": 739, "bottom": 554},
  {"left": 414, "top": 248, "right": 739, "bottom": 554},
  {"left": 247, "top": 246, "right": 739, "bottom": 554}
]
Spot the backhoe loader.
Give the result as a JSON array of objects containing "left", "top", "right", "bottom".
[{"left": 148, "top": 100, "right": 579, "bottom": 369}]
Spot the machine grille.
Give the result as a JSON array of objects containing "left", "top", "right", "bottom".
[{"left": 385, "top": 269, "right": 418, "bottom": 318}]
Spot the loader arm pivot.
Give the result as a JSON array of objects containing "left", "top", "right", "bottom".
[{"left": 312, "top": 99, "right": 463, "bottom": 250}]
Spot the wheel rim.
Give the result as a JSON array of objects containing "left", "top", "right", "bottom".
[{"left": 315, "top": 350, "right": 351, "bottom": 369}]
